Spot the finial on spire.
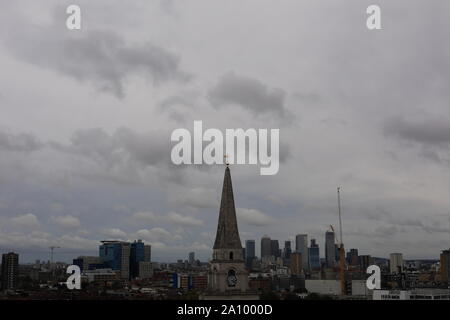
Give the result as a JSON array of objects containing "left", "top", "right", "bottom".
[{"left": 224, "top": 154, "right": 229, "bottom": 167}]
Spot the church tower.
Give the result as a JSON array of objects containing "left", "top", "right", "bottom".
[{"left": 209, "top": 165, "right": 249, "bottom": 293}]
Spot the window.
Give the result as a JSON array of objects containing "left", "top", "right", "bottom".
[{"left": 229, "top": 251, "right": 233, "bottom": 260}]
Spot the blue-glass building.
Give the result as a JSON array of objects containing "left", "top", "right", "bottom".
[
  {"left": 130, "top": 240, "right": 145, "bottom": 278},
  {"left": 245, "top": 240, "right": 255, "bottom": 268},
  {"left": 308, "top": 239, "right": 320, "bottom": 270},
  {"left": 99, "top": 241, "right": 131, "bottom": 279}
]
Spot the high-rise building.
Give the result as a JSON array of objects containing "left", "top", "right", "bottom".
[
  {"left": 99, "top": 240, "right": 131, "bottom": 279},
  {"left": 261, "top": 236, "right": 271, "bottom": 259},
  {"left": 130, "top": 240, "right": 146, "bottom": 278},
  {"left": 271, "top": 239, "right": 280, "bottom": 258},
  {"left": 440, "top": 250, "right": 450, "bottom": 283},
  {"left": 390, "top": 253, "right": 404, "bottom": 274},
  {"left": 209, "top": 166, "right": 249, "bottom": 293},
  {"left": 334, "top": 244, "right": 339, "bottom": 262},
  {"left": 73, "top": 256, "right": 103, "bottom": 272},
  {"left": 325, "top": 231, "right": 336, "bottom": 268},
  {"left": 284, "top": 241, "right": 292, "bottom": 260},
  {"left": 245, "top": 240, "right": 256, "bottom": 269},
  {"left": 308, "top": 239, "right": 320, "bottom": 270},
  {"left": 347, "top": 249, "right": 359, "bottom": 266},
  {"left": 144, "top": 244, "right": 151, "bottom": 262},
  {"left": 189, "top": 252, "right": 195, "bottom": 265},
  {"left": 1, "top": 252, "right": 19, "bottom": 290},
  {"left": 359, "top": 255, "right": 372, "bottom": 271},
  {"left": 295, "top": 234, "right": 309, "bottom": 271},
  {"left": 290, "top": 252, "right": 302, "bottom": 276}
]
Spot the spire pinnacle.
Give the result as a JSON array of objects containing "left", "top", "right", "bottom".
[
  {"left": 224, "top": 154, "right": 229, "bottom": 166},
  {"left": 213, "top": 166, "right": 242, "bottom": 249}
]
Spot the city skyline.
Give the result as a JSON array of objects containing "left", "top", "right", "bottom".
[
  {"left": 1, "top": 165, "right": 448, "bottom": 301},
  {"left": 1, "top": 228, "right": 445, "bottom": 264},
  {"left": 1, "top": 0, "right": 450, "bottom": 262}
]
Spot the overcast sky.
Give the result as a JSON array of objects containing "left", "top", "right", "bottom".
[{"left": 1, "top": 0, "right": 450, "bottom": 263}]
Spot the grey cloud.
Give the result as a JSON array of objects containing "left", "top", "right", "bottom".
[
  {"left": 167, "top": 212, "right": 204, "bottom": 227},
  {"left": 363, "top": 207, "right": 392, "bottom": 221},
  {"left": 0, "top": 131, "right": 43, "bottom": 152},
  {"left": 159, "top": 95, "right": 194, "bottom": 110},
  {"left": 51, "top": 215, "right": 81, "bottom": 229},
  {"left": 10, "top": 213, "right": 40, "bottom": 229},
  {"left": 2, "top": 0, "right": 450, "bottom": 261},
  {"left": 384, "top": 117, "right": 450, "bottom": 165},
  {"left": 388, "top": 217, "right": 424, "bottom": 228},
  {"left": 167, "top": 187, "right": 218, "bottom": 210},
  {"left": 385, "top": 117, "right": 450, "bottom": 146},
  {"left": 51, "top": 127, "right": 171, "bottom": 169},
  {"left": 422, "top": 225, "right": 450, "bottom": 234},
  {"left": 237, "top": 208, "right": 275, "bottom": 227},
  {"left": 373, "top": 225, "right": 399, "bottom": 238},
  {"left": 3, "top": 15, "right": 189, "bottom": 98},
  {"left": 374, "top": 215, "right": 450, "bottom": 235},
  {"left": 208, "top": 72, "right": 290, "bottom": 121}
]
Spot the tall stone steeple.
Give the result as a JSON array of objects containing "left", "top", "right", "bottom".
[
  {"left": 204, "top": 166, "right": 258, "bottom": 299},
  {"left": 213, "top": 166, "right": 243, "bottom": 251}
]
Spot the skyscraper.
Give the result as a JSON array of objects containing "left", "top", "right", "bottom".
[
  {"left": 271, "top": 239, "right": 280, "bottom": 258},
  {"left": 99, "top": 240, "right": 131, "bottom": 279},
  {"left": 189, "top": 252, "right": 195, "bottom": 265},
  {"left": 290, "top": 252, "right": 302, "bottom": 276},
  {"left": 130, "top": 239, "right": 145, "bottom": 278},
  {"left": 347, "top": 248, "right": 359, "bottom": 266},
  {"left": 1, "top": 252, "right": 19, "bottom": 290},
  {"left": 359, "top": 255, "right": 372, "bottom": 271},
  {"left": 308, "top": 239, "right": 320, "bottom": 270},
  {"left": 284, "top": 241, "right": 292, "bottom": 260},
  {"left": 295, "top": 234, "right": 309, "bottom": 271},
  {"left": 144, "top": 244, "right": 151, "bottom": 262},
  {"left": 209, "top": 166, "right": 249, "bottom": 293},
  {"left": 325, "top": 231, "right": 336, "bottom": 268},
  {"left": 261, "top": 236, "right": 271, "bottom": 259},
  {"left": 390, "top": 253, "right": 404, "bottom": 274},
  {"left": 245, "top": 240, "right": 255, "bottom": 269}
]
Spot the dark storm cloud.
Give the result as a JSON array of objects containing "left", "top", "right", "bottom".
[
  {"left": 385, "top": 117, "right": 450, "bottom": 146},
  {"left": 50, "top": 127, "right": 171, "bottom": 168},
  {"left": 0, "top": 131, "right": 43, "bottom": 152},
  {"left": 2, "top": 14, "right": 189, "bottom": 98},
  {"left": 208, "top": 72, "right": 291, "bottom": 121},
  {"left": 1, "top": 0, "right": 450, "bottom": 261},
  {"left": 373, "top": 225, "right": 399, "bottom": 238}
]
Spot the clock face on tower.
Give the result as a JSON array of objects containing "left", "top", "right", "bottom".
[{"left": 227, "top": 270, "right": 237, "bottom": 287}]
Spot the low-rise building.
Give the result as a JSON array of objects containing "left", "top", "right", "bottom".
[
  {"left": 373, "top": 289, "right": 450, "bottom": 300},
  {"left": 305, "top": 279, "right": 341, "bottom": 295},
  {"left": 138, "top": 261, "right": 153, "bottom": 279},
  {"left": 83, "top": 268, "right": 118, "bottom": 282}
]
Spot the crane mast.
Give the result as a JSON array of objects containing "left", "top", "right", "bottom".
[
  {"left": 337, "top": 187, "right": 346, "bottom": 296},
  {"left": 337, "top": 187, "right": 343, "bottom": 245},
  {"left": 50, "top": 246, "right": 60, "bottom": 281}
]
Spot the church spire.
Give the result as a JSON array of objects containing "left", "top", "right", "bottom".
[{"left": 213, "top": 166, "right": 242, "bottom": 250}]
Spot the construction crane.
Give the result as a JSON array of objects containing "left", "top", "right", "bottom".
[
  {"left": 49, "top": 246, "right": 60, "bottom": 265},
  {"left": 336, "top": 187, "right": 346, "bottom": 296}
]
